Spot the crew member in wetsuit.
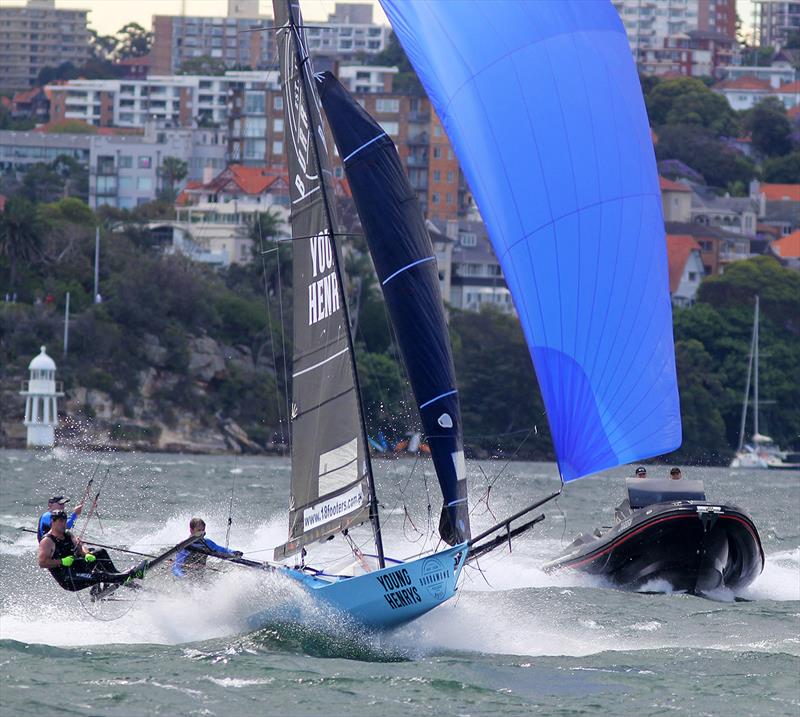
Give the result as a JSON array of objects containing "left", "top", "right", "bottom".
[
  {"left": 37, "top": 510, "right": 142, "bottom": 592},
  {"left": 172, "top": 517, "right": 243, "bottom": 579},
  {"left": 37, "top": 495, "right": 84, "bottom": 542}
]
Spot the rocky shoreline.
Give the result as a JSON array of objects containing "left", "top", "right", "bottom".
[{"left": 1, "top": 332, "right": 284, "bottom": 455}]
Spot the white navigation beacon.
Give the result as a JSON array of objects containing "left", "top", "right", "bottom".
[{"left": 19, "top": 346, "right": 64, "bottom": 448}]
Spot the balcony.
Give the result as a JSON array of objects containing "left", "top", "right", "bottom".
[
  {"left": 406, "top": 155, "right": 427, "bottom": 168},
  {"left": 408, "top": 111, "right": 430, "bottom": 123},
  {"left": 407, "top": 132, "right": 429, "bottom": 146}
]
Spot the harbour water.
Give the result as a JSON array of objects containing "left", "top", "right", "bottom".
[{"left": 1, "top": 449, "right": 798, "bottom": 716}]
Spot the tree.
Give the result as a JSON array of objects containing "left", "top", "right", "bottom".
[
  {"left": 51, "top": 155, "right": 89, "bottom": 201},
  {"left": 21, "top": 163, "right": 65, "bottom": 204},
  {"left": 115, "top": 23, "right": 152, "bottom": 60},
  {"left": 744, "top": 97, "right": 794, "bottom": 157},
  {"left": 654, "top": 124, "right": 756, "bottom": 190},
  {"left": 763, "top": 151, "right": 800, "bottom": 183},
  {"left": 646, "top": 77, "right": 739, "bottom": 136},
  {"left": 0, "top": 196, "right": 43, "bottom": 293},
  {"left": 368, "top": 31, "right": 424, "bottom": 95},
  {"left": 158, "top": 156, "right": 188, "bottom": 203},
  {"left": 450, "top": 305, "right": 552, "bottom": 458},
  {"left": 669, "top": 339, "right": 732, "bottom": 464},
  {"left": 89, "top": 28, "right": 118, "bottom": 62},
  {"left": 178, "top": 56, "right": 229, "bottom": 76}
]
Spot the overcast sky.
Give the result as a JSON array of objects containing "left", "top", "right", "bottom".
[
  {"left": 7, "top": 0, "right": 388, "bottom": 35},
  {"left": 4, "top": 0, "right": 754, "bottom": 40}
]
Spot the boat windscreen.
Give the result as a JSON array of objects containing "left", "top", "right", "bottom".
[{"left": 626, "top": 478, "right": 706, "bottom": 509}]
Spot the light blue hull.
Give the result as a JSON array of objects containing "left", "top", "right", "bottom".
[{"left": 247, "top": 543, "right": 468, "bottom": 631}]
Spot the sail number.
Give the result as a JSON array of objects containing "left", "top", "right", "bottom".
[
  {"left": 376, "top": 568, "right": 422, "bottom": 610},
  {"left": 308, "top": 230, "right": 341, "bottom": 326}
]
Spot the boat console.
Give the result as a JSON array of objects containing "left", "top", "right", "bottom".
[{"left": 625, "top": 478, "right": 706, "bottom": 509}]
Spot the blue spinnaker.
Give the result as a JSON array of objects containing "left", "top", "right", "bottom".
[{"left": 380, "top": 0, "right": 682, "bottom": 481}]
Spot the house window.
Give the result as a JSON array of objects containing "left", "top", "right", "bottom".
[
  {"left": 433, "top": 170, "right": 441, "bottom": 182},
  {"left": 433, "top": 147, "right": 441, "bottom": 159},
  {"left": 432, "top": 192, "right": 440, "bottom": 204},
  {"left": 138, "top": 156, "right": 152, "bottom": 169},
  {"left": 119, "top": 155, "right": 132, "bottom": 169},
  {"left": 379, "top": 121, "right": 399, "bottom": 136},
  {"left": 273, "top": 95, "right": 283, "bottom": 110},
  {"left": 272, "top": 140, "right": 283, "bottom": 155},
  {"left": 688, "top": 272, "right": 698, "bottom": 281},
  {"left": 460, "top": 233, "right": 477, "bottom": 247},
  {"left": 273, "top": 118, "right": 284, "bottom": 132},
  {"left": 137, "top": 176, "right": 152, "bottom": 191},
  {"left": 376, "top": 98, "right": 399, "bottom": 113}
]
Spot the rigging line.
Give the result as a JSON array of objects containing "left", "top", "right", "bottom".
[
  {"left": 225, "top": 461, "right": 237, "bottom": 551},
  {"left": 257, "top": 216, "right": 290, "bottom": 447}
]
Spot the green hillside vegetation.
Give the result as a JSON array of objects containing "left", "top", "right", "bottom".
[{"left": 1, "top": 199, "right": 798, "bottom": 463}]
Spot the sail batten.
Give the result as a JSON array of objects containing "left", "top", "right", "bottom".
[{"left": 381, "top": 0, "right": 682, "bottom": 481}]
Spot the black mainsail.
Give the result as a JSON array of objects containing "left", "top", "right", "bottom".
[
  {"left": 272, "top": 1, "right": 380, "bottom": 562},
  {"left": 319, "top": 73, "right": 470, "bottom": 545}
]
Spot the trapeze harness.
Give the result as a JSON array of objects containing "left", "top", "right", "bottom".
[{"left": 44, "top": 530, "right": 123, "bottom": 592}]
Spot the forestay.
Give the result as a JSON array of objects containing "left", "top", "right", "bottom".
[
  {"left": 380, "top": 0, "right": 682, "bottom": 481},
  {"left": 319, "top": 72, "right": 470, "bottom": 545},
  {"left": 273, "top": 1, "right": 372, "bottom": 559}
]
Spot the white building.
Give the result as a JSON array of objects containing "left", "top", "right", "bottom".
[
  {"left": 19, "top": 346, "right": 64, "bottom": 448},
  {"left": 47, "top": 71, "right": 279, "bottom": 130},
  {"left": 667, "top": 235, "right": 705, "bottom": 307},
  {"left": 612, "top": 0, "right": 737, "bottom": 70},
  {"left": 338, "top": 65, "right": 398, "bottom": 94},
  {"left": 170, "top": 164, "right": 291, "bottom": 266}
]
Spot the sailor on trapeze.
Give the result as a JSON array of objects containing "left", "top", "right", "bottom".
[{"left": 37, "top": 509, "right": 145, "bottom": 594}]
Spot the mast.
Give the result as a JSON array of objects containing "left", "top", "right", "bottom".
[
  {"left": 288, "top": 10, "right": 384, "bottom": 568},
  {"left": 272, "top": 0, "right": 383, "bottom": 567},
  {"left": 753, "top": 294, "right": 760, "bottom": 439},
  {"left": 736, "top": 296, "right": 757, "bottom": 452}
]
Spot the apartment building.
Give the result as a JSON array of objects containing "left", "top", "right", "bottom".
[
  {"left": 638, "top": 29, "right": 738, "bottom": 77},
  {"left": 0, "top": 123, "right": 226, "bottom": 209},
  {"left": 48, "top": 71, "right": 277, "bottom": 129},
  {"left": 445, "top": 219, "right": 513, "bottom": 314},
  {"left": 0, "top": 0, "right": 90, "bottom": 91},
  {"left": 612, "top": 0, "right": 737, "bottom": 75},
  {"left": 150, "top": 14, "right": 274, "bottom": 76},
  {"left": 0, "top": 130, "right": 91, "bottom": 172},
  {"left": 88, "top": 126, "right": 227, "bottom": 209},
  {"left": 150, "top": 1, "right": 388, "bottom": 76},
  {"left": 755, "top": 0, "right": 800, "bottom": 46}
]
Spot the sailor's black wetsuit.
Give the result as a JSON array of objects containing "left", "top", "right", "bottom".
[{"left": 43, "top": 531, "right": 128, "bottom": 592}]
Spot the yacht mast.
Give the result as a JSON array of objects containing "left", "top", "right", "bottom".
[
  {"left": 736, "top": 296, "right": 758, "bottom": 452},
  {"left": 753, "top": 295, "right": 760, "bottom": 439}
]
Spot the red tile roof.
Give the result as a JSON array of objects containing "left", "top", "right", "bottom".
[
  {"left": 715, "top": 76, "right": 772, "bottom": 91},
  {"left": 760, "top": 183, "right": 800, "bottom": 202},
  {"left": 0, "top": 96, "right": 11, "bottom": 110},
  {"left": 771, "top": 230, "right": 800, "bottom": 258},
  {"left": 789, "top": 105, "right": 800, "bottom": 119},
  {"left": 660, "top": 176, "right": 692, "bottom": 193},
  {"left": 176, "top": 181, "right": 203, "bottom": 206},
  {"left": 778, "top": 80, "right": 800, "bottom": 93},
  {"left": 666, "top": 234, "right": 702, "bottom": 294},
  {"left": 181, "top": 165, "right": 290, "bottom": 200}
]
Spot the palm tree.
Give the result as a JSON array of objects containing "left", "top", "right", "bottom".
[
  {"left": 158, "top": 156, "right": 188, "bottom": 203},
  {"left": 0, "top": 196, "right": 43, "bottom": 295}
]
